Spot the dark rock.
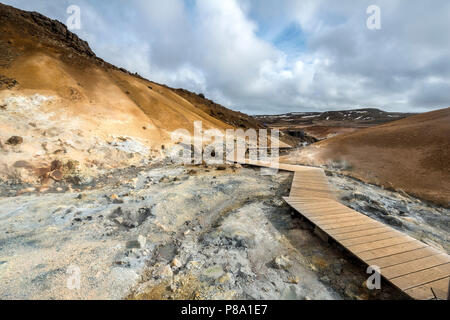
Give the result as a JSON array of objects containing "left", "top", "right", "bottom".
[
  {"left": 65, "top": 160, "right": 79, "bottom": 171},
  {"left": 126, "top": 235, "right": 146, "bottom": 249},
  {"left": 393, "top": 202, "right": 409, "bottom": 214},
  {"left": 50, "top": 160, "right": 63, "bottom": 171},
  {"left": 0, "top": 75, "right": 18, "bottom": 89},
  {"left": 126, "top": 240, "right": 140, "bottom": 249},
  {"left": 352, "top": 192, "right": 371, "bottom": 202},
  {"left": 332, "top": 263, "right": 343, "bottom": 275},
  {"left": 109, "top": 207, "right": 152, "bottom": 229},
  {"left": 6, "top": 136, "right": 23, "bottom": 145},
  {"left": 49, "top": 170, "right": 63, "bottom": 181},
  {"left": 13, "top": 160, "right": 33, "bottom": 168},
  {"left": 365, "top": 204, "right": 389, "bottom": 216},
  {"left": 53, "top": 149, "right": 66, "bottom": 154},
  {"left": 384, "top": 216, "right": 403, "bottom": 227}
]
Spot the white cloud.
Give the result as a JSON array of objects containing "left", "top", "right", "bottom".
[{"left": 2, "top": 0, "right": 450, "bottom": 114}]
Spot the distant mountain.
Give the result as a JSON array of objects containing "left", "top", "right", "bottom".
[{"left": 255, "top": 108, "right": 416, "bottom": 127}]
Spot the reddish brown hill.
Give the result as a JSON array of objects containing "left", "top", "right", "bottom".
[
  {"left": 0, "top": 3, "right": 292, "bottom": 183},
  {"left": 284, "top": 108, "right": 450, "bottom": 206},
  {"left": 0, "top": 3, "right": 272, "bottom": 141}
]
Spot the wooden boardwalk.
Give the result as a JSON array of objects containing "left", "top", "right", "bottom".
[{"left": 238, "top": 158, "right": 450, "bottom": 300}]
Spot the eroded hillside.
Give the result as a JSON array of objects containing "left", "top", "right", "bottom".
[{"left": 0, "top": 3, "right": 286, "bottom": 185}]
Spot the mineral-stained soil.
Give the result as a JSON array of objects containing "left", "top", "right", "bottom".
[{"left": 0, "top": 163, "right": 407, "bottom": 300}]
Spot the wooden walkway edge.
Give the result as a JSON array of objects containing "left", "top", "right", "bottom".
[{"left": 237, "top": 158, "right": 450, "bottom": 300}]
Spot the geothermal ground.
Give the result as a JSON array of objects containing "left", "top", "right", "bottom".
[
  {"left": 1, "top": 159, "right": 447, "bottom": 300},
  {"left": 0, "top": 3, "right": 448, "bottom": 302}
]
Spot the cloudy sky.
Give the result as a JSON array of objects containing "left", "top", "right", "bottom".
[{"left": 3, "top": 0, "right": 450, "bottom": 114}]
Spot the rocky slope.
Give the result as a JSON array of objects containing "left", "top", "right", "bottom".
[{"left": 0, "top": 3, "right": 289, "bottom": 186}]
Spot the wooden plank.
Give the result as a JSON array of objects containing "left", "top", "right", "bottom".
[
  {"left": 291, "top": 180, "right": 330, "bottom": 185},
  {"left": 366, "top": 247, "right": 442, "bottom": 268},
  {"left": 347, "top": 236, "right": 414, "bottom": 254},
  {"left": 291, "top": 184, "right": 331, "bottom": 189},
  {"left": 289, "top": 188, "right": 332, "bottom": 193},
  {"left": 313, "top": 215, "right": 369, "bottom": 226},
  {"left": 298, "top": 211, "right": 356, "bottom": 222},
  {"left": 296, "top": 208, "right": 355, "bottom": 217},
  {"left": 292, "top": 186, "right": 330, "bottom": 191},
  {"left": 287, "top": 200, "right": 338, "bottom": 205},
  {"left": 390, "top": 263, "right": 450, "bottom": 290},
  {"left": 294, "top": 188, "right": 331, "bottom": 192},
  {"left": 303, "top": 207, "right": 355, "bottom": 214},
  {"left": 288, "top": 205, "right": 348, "bottom": 213},
  {"left": 286, "top": 200, "right": 343, "bottom": 207},
  {"left": 294, "top": 207, "right": 352, "bottom": 216},
  {"left": 332, "top": 227, "right": 393, "bottom": 241},
  {"left": 290, "top": 204, "right": 354, "bottom": 213},
  {"left": 289, "top": 194, "right": 335, "bottom": 200},
  {"left": 292, "top": 178, "right": 329, "bottom": 182},
  {"left": 321, "top": 217, "right": 373, "bottom": 230},
  {"left": 289, "top": 190, "right": 334, "bottom": 197},
  {"left": 292, "top": 179, "right": 329, "bottom": 184},
  {"left": 340, "top": 230, "right": 401, "bottom": 246},
  {"left": 289, "top": 192, "right": 334, "bottom": 198},
  {"left": 285, "top": 198, "right": 336, "bottom": 204},
  {"left": 294, "top": 204, "right": 348, "bottom": 210},
  {"left": 287, "top": 203, "right": 339, "bottom": 208},
  {"left": 383, "top": 254, "right": 450, "bottom": 280},
  {"left": 292, "top": 179, "right": 327, "bottom": 183},
  {"left": 357, "top": 240, "right": 428, "bottom": 261},
  {"left": 307, "top": 215, "right": 362, "bottom": 225},
  {"left": 313, "top": 213, "right": 362, "bottom": 222},
  {"left": 327, "top": 222, "right": 382, "bottom": 236},
  {"left": 405, "top": 277, "right": 449, "bottom": 300}
]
